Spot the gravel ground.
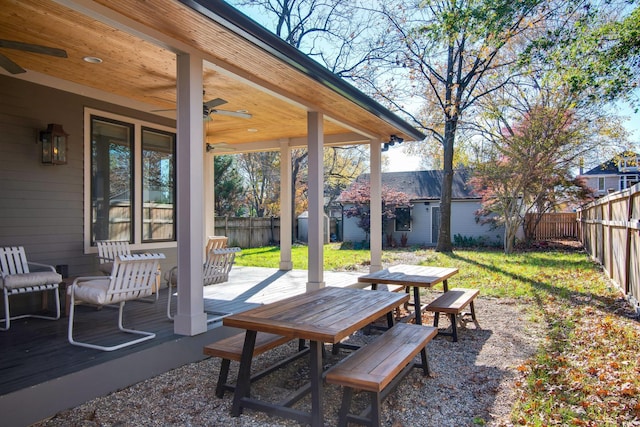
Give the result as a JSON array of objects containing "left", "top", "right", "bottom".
[{"left": 34, "top": 294, "right": 544, "bottom": 427}]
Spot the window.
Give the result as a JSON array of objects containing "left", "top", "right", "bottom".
[
  {"left": 86, "top": 110, "right": 175, "bottom": 249},
  {"left": 620, "top": 175, "right": 639, "bottom": 190},
  {"left": 395, "top": 207, "right": 411, "bottom": 232},
  {"left": 598, "top": 177, "right": 605, "bottom": 191},
  {"left": 142, "top": 128, "right": 175, "bottom": 242}
]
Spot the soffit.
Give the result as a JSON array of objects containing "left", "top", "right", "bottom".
[{"left": 0, "top": 0, "right": 415, "bottom": 148}]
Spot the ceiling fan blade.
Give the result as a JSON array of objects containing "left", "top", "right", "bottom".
[
  {"left": 211, "top": 109, "right": 252, "bottom": 119},
  {"left": 0, "top": 52, "right": 25, "bottom": 74},
  {"left": 204, "top": 98, "right": 227, "bottom": 109},
  {"left": 0, "top": 39, "right": 67, "bottom": 58}
]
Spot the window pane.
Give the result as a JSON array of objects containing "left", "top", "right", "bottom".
[
  {"left": 395, "top": 207, "right": 411, "bottom": 232},
  {"left": 142, "top": 128, "right": 176, "bottom": 242},
  {"left": 91, "top": 117, "right": 133, "bottom": 243}
]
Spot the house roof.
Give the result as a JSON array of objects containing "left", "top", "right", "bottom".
[
  {"left": 352, "top": 169, "right": 479, "bottom": 200},
  {"left": 0, "top": 0, "right": 425, "bottom": 150},
  {"left": 582, "top": 152, "right": 640, "bottom": 176}
]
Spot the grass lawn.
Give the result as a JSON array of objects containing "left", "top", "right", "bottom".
[{"left": 236, "top": 243, "right": 640, "bottom": 426}]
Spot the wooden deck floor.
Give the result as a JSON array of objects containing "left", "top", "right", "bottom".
[{"left": 0, "top": 266, "right": 363, "bottom": 427}]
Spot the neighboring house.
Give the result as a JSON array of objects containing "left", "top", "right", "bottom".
[
  {"left": 579, "top": 152, "right": 640, "bottom": 197},
  {"left": 340, "top": 170, "right": 503, "bottom": 247}
]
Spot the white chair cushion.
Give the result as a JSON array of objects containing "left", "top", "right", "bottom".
[
  {"left": 70, "top": 279, "right": 110, "bottom": 305},
  {"left": 0, "top": 271, "right": 62, "bottom": 289}
]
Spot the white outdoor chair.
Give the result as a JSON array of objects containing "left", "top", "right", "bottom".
[
  {"left": 0, "top": 246, "right": 61, "bottom": 331},
  {"left": 166, "top": 247, "right": 240, "bottom": 323},
  {"left": 206, "top": 235, "right": 228, "bottom": 254},
  {"left": 96, "top": 240, "right": 131, "bottom": 274},
  {"left": 95, "top": 240, "right": 160, "bottom": 302},
  {"left": 68, "top": 253, "right": 165, "bottom": 351}
]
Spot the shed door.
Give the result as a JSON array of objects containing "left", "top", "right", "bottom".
[{"left": 431, "top": 206, "right": 440, "bottom": 244}]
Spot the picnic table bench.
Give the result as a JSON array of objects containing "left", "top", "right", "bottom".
[
  {"left": 203, "top": 332, "right": 308, "bottom": 398},
  {"left": 326, "top": 323, "right": 437, "bottom": 427},
  {"left": 424, "top": 288, "right": 479, "bottom": 342}
]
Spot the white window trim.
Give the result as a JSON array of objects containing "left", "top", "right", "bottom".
[
  {"left": 620, "top": 174, "right": 639, "bottom": 189},
  {"left": 83, "top": 108, "right": 177, "bottom": 254}
]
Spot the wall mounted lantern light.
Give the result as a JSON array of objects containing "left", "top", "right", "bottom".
[{"left": 39, "top": 123, "right": 68, "bottom": 165}]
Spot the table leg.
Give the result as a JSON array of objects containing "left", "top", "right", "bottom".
[
  {"left": 443, "top": 279, "right": 449, "bottom": 292},
  {"left": 231, "top": 330, "right": 257, "bottom": 417},
  {"left": 386, "top": 311, "right": 394, "bottom": 328},
  {"left": 309, "top": 340, "right": 324, "bottom": 427},
  {"left": 413, "top": 286, "right": 422, "bottom": 325}
]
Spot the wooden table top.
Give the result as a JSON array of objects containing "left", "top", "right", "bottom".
[
  {"left": 223, "top": 286, "right": 409, "bottom": 343},
  {"left": 357, "top": 264, "right": 459, "bottom": 287}
]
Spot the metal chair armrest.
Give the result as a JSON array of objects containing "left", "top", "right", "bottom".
[{"left": 27, "top": 261, "right": 57, "bottom": 272}]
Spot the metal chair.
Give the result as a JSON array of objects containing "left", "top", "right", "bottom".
[
  {"left": 205, "top": 235, "right": 228, "bottom": 254},
  {"left": 96, "top": 240, "right": 132, "bottom": 274},
  {"left": 0, "top": 246, "right": 61, "bottom": 331},
  {"left": 68, "top": 253, "right": 165, "bottom": 351},
  {"left": 166, "top": 247, "right": 240, "bottom": 323},
  {"left": 95, "top": 240, "right": 160, "bottom": 302}
]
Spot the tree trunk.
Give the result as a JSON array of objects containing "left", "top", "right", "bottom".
[{"left": 436, "top": 118, "right": 456, "bottom": 252}]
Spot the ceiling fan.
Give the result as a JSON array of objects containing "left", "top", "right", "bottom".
[
  {"left": 0, "top": 39, "right": 67, "bottom": 74},
  {"left": 203, "top": 97, "right": 252, "bottom": 120},
  {"left": 152, "top": 97, "right": 252, "bottom": 120}
]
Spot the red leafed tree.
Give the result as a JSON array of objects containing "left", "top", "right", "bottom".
[
  {"left": 470, "top": 104, "right": 595, "bottom": 253},
  {"left": 338, "top": 181, "right": 412, "bottom": 241}
]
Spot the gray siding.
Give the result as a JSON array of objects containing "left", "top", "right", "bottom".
[
  {"left": 450, "top": 200, "right": 502, "bottom": 243},
  {"left": 0, "top": 76, "right": 177, "bottom": 277},
  {"left": 583, "top": 175, "right": 620, "bottom": 197},
  {"left": 343, "top": 200, "right": 503, "bottom": 247}
]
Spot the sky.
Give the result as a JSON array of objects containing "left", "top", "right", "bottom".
[
  {"left": 226, "top": 1, "right": 639, "bottom": 174},
  {"left": 384, "top": 103, "right": 640, "bottom": 173}
]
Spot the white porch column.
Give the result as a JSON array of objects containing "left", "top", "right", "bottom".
[
  {"left": 307, "top": 112, "right": 325, "bottom": 290},
  {"left": 279, "top": 139, "right": 293, "bottom": 270},
  {"left": 174, "top": 53, "right": 208, "bottom": 335},
  {"left": 204, "top": 137, "right": 215, "bottom": 253},
  {"left": 370, "top": 139, "right": 383, "bottom": 272}
]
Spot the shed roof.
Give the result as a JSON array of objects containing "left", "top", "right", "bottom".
[{"left": 352, "top": 169, "right": 479, "bottom": 200}]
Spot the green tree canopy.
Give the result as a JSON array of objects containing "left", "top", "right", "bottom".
[{"left": 214, "top": 155, "right": 246, "bottom": 216}]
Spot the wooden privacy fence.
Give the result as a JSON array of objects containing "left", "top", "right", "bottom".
[
  {"left": 213, "top": 216, "right": 281, "bottom": 248},
  {"left": 578, "top": 184, "right": 640, "bottom": 315},
  {"left": 524, "top": 213, "right": 578, "bottom": 240}
]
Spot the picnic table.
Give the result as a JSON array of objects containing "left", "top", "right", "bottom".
[
  {"left": 222, "top": 286, "right": 409, "bottom": 427},
  {"left": 357, "top": 264, "right": 459, "bottom": 325}
]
